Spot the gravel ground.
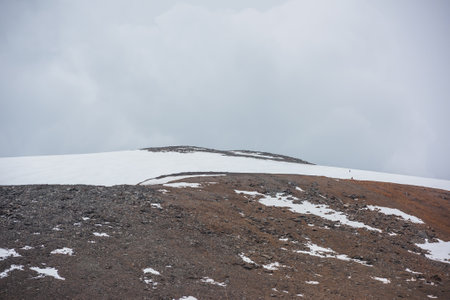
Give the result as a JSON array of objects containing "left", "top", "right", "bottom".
[{"left": 1, "top": 174, "right": 449, "bottom": 299}]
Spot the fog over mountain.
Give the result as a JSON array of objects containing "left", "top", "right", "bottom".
[{"left": 1, "top": 0, "right": 449, "bottom": 179}]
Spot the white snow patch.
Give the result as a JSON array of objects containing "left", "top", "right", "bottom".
[
  {"left": 231, "top": 151, "right": 276, "bottom": 159},
  {"left": 415, "top": 239, "right": 450, "bottom": 264},
  {"left": 427, "top": 295, "right": 438, "bottom": 299},
  {"left": 296, "top": 294, "right": 304, "bottom": 297},
  {"left": 30, "top": 267, "right": 65, "bottom": 280},
  {"left": 294, "top": 242, "right": 372, "bottom": 266},
  {"left": 93, "top": 232, "right": 109, "bottom": 237},
  {"left": 151, "top": 203, "right": 163, "bottom": 209},
  {"left": 21, "top": 246, "right": 33, "bottom": 250},
  {"left": 73, "top": 222, "right": 81, "bottom": 226},
  {"left": 142, "top": 277, "right": 158, "bottom": 288},
  {"left": 0, "top": 265, "right": 24, "bottom": 278},
  {"left": 239, "top": 253, "right": 257, "bottom": 265},
  {"left": 366, "top": 205, "right": 424, "bottom": 224},
  {"left": 388, "top": 232, "right": 398, "bottom": 236},
  {"left": 200, "top": 277, "right": 227, "bottom": 287},
  {"left": 0, "top": 150, "right": 449, "bottom": 190},
  {"left": 279, "top": 238, "right": 289, "bottom": 242},
  {"left": 143, "top": 267, "right": 160, "bottom": 275},
  {"left": 163, "top": 182, "right": 202, "bottom": 188},
  {"left": 371, "top": 276, "right": 390, "bottom": 284},
  {"left": 234, "top": 190, "right": 262, "bottom": 197},
  {"left": 295, "top": 187, "right": 305, "bottom": 192},
  {"left": 82, "top": 217, "right": 90, "bottom": 221},
  {"left": 255, "top": 192, "right": 381, "bottom": 232},
  {"left": 405, "top": 268, "right": 422, "bottom": 274},
  {"left": 263, "top": 262, "right": 285, "bottom": 271},
  {"left": 175, "top": 297, "right": 198, "bottom": 300},
  {"left": 52, "top": 226, "right": 62, "bottom": 231},
  {"left": 158, "top": 189, "right": 169, "bottom": 194},
  {"left": 50, "top": 248, "right": 74, "bottom": 256},
  {"left": 0, "top": 248, "right": 21, "bottom": 261},
  {"left": 305, "top": 281, "right": 319, "bottom": 284}
]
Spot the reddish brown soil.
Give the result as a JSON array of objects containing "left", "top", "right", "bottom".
[{"left": 1, "top": 174, "right": 449, "bottom": 299}]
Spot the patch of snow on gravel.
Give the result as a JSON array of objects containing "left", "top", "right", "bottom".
[
  {"left": 239, "top": 253, "right": 257, "bottom": 265},
  {"left": 151, "top": 203, "right": 162, "bottom": 209},
  {"left": 0, "top": 265, "right": 24, "bottom": 278},
  {"left": 93, "top": 232, "right": 109, "bottom": 237},
  {"left": 0, "top": 248, "right": 21, "bottom": 261},
  {"left": 415, "top": 239, "right": 450, "bottom": 264},
  {"left": 52, "top": 226, "right": 62, "bottom": 231},
  {"left": 405, "top": 268, "right": 422, "bottom": 274},
  {"left": 234, "top": 190, "right": 262, "bottom": 197},
  {"left": 30, "top": 267, "right": 65, "bottom": 280},
  {"left": 371, "top": 276, "right": 390, "bottom": 284},
  {"left": 143, "top": 267, "right": 160, "bottom": 275},
  {"left": 163, "top": 182, "right": 202, "bottom": 188},
  {"left": 251, "top": 192, "right": 381, "bottom": 232},
  {"left": 305, "top": 281, "right": 319, "bottom": 284},
  {"left": 295, "top": 187, "right": 304, "bottom": 192},
  {"left": 263, "top": 262, "right": 285, "bottom": 271},
  {"left": 50, "top": 248, "right": 74, "bottom": 256},
  {"left": 176, "top": 297, "right": 198, "bottom": 300},
  {"left": 21, "top": 246, "right": 33, "bottom": 250},
  {"left": 294, "top": 242, "right": 372, "bottom": 266},
  {"left": 366, "top": 205, "right": 424, "bottom": 224},
  {"left": 200, "top": 277, "right": 227, "bottom": 287},
  {"left": 427, "top": 295, "right": 437, "bottom": 299}
]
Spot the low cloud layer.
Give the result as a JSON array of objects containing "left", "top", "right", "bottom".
[{"left": 1, "top": 0, "right": 449, "bottom": 179}]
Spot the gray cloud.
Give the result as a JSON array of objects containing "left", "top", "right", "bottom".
[{"left": 1, "top": 0, "right": 449, "bottom": 179}]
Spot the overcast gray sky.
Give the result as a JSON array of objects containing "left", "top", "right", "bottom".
[{"left": 1, "top": 0, "right": 449, "bottom": 179}]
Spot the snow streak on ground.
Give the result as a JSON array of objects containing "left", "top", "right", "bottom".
[
  {"left": 239, "top": 253, "right": 257, "bottom": 265},
  {"left": 294, "top": 242, "right": 372, "bottom": 267},
  {"left": 405, "top": 268, "right": 422, "bottom": 274},
  {"left": 1, "top": 150, "right": 449, "bottom": 190},
  {"left": 415, "top": 239, "right": 450, "bottom": 264},
  {"left": 143, "top": 267, "right": 161, "bottom": 275},
  {"left": 366, "top": 205, "right": 424, "bottom": 224},
  {"left": 200, "top": 277, "right": 227, "bottom": 287},
  {"left": 262, "top": 262, "right": 286, "bottom": 271},
  {"left": 163, "top": 182, "right": 202, "bottom": 188},
  {"left": 371, "top": 277, "right": 390, "bottom": 284},
  {"left": 237, "top": 191, "right": 381, "bottom": 232},
  {"left": 93, "top": 232, "right": 109, "bottom": 237},
  {"left": 50, "top": 248, "right": 74, "bottom": 256},
  {"left": 0, "top": 265, "right": 24, "bottom": 278},
  {"left": 30, "top": 267, "right": 65, "bottom": 280},
  {"left": 0, "top": 248, "right": 21, "bottom": 261}
]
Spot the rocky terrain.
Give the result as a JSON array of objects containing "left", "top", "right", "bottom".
[{"left": 1, "top": 172, "right": 449, "bottom": 299}]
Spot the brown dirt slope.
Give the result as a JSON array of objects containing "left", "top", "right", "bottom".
[{"left": 0, "top": 174, "right": 449, "bottom": 299}]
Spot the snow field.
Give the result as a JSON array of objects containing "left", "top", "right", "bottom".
[{"left": 0, "top": 150, "right": 449, "bottom": 190}]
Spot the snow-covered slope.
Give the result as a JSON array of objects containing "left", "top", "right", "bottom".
[{"left": 0, "top": 149, "right": 449, "bottom": 190}]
